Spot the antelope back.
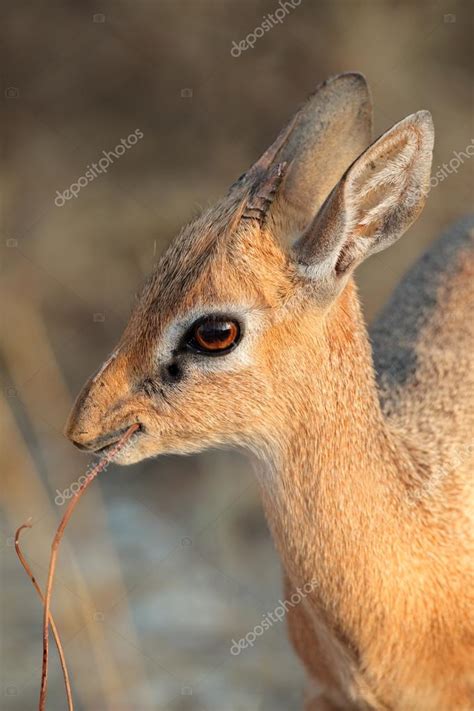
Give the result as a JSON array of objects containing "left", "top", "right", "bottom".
[{"left": 371, "top": 215, "right": 474, "bottom": 460}]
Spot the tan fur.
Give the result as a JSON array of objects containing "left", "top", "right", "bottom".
[{"left": 65, "top": 75, "right": 473, "bottom": 709}]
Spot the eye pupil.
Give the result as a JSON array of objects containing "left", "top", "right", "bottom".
[{"left": 193, "top": 319, "right": 239, "bottom": 353}]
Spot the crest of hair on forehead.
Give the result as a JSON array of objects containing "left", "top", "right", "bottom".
[
  {"left": 124, "top": 187, "right": 277, "bottom": 342},
  {"left": 141, "top": 156, "right": 293, "bottom": 306}
]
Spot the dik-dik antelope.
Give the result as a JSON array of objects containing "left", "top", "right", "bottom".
[{"left": 66, "top": 73, "right": 474, "bottom": 709}]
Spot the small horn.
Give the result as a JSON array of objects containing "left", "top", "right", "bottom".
[{"left": 241, "top": 162, "right": 287, "bottom": 225}]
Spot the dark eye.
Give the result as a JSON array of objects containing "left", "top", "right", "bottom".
[{"left": 187, "top": 317, "right": 241, "bottom": 355}]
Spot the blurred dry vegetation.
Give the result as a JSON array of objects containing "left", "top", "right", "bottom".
[{"left": 0, "top": 1, "right": 472, "bottom": 709}]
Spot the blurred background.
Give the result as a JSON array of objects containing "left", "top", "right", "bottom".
[{"left": 1, "top": 1, "right": 472, "bottom": 709}]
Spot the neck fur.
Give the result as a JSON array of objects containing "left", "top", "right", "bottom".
[{"left": 255, "top": 280, "right": 426, "bottom": 655}]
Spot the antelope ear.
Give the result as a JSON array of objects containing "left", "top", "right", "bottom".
[
  {"left": 293, "top": 111, "right": 434, "bottom": 299},
  {"left": 232, "top": 72, "right": 373, "bottom": 241}
]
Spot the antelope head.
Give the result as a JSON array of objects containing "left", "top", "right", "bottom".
[{"left": 65, "top": 73, "right": 433, "bottom": 464}]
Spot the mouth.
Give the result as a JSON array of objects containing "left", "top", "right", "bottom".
[{"left": 90, "top": 423, "right": 144, "bottom": 457}]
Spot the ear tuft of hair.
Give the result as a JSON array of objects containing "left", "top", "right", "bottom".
[{"left": 344, "top": 110, "right": 434, "bottom": 236}]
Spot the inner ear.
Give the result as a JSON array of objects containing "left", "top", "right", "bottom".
[
  {"left": 293, "top": 110, "right": 434, "bottom": 286},
  {"left": 346, "top": 131, "right": 419, "bottom": 241}
]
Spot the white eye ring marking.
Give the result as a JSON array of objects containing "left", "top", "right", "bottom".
[{"left": 156, "top": 304, "right": 264, "bottom": 373}]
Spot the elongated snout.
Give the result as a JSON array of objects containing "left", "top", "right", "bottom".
[{"left": 65, "top": 351, "right": 138, "bottom": 452}]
